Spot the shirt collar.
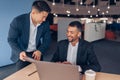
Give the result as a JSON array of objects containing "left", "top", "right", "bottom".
[
  {"left": 69, "top": 42, "right": 79, "bottom": 47},
  {"left": 30, "top": 13, "right": 41, "bottom": 27}
]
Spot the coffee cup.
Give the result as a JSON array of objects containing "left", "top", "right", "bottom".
[{"left": 85, "top": 69, "right": 96, "bottom": 80}]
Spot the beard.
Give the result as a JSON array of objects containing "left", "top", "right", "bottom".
[
  {"left": 67, "top": 36, "right": 74, "bottom": 42},
  {"left": 67, "top": 36, "right": 79, "bottom": 43}
]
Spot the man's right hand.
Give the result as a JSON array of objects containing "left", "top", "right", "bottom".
[{"left": 19, "top": 51, "right": 27, "bottom": 61}]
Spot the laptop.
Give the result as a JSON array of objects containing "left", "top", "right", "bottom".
[{"left": 24, "top": 57, "right": 82, "bottom": 80}]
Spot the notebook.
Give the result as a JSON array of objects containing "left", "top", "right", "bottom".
[{"left": 24, "top": 57, "right": 82, "bottom": 80}]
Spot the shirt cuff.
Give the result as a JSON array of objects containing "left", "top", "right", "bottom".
[{"left": 77, "top": 65, "right": 82, "bottom": 72}]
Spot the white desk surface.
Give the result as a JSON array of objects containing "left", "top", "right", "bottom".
[{"left": 4, "top": 63, "right": 120, "bottom": 80}]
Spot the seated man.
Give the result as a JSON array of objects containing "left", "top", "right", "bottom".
[{"left": 51, "top": 21, "right": 101, "bottom": 74}]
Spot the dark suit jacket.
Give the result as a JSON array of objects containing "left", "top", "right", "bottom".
[
  {"left": 8, "top": 13, "right": 51, "bottom": 62},
  {"left": 51, "top": 39, "right": 101, "bottom": 73}
]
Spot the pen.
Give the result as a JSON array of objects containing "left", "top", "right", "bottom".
[{"left": 28, "top": 70, "right": 37, "bottom": 76}]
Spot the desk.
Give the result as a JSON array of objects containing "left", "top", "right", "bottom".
[
  {"left": 4, "top": 64, "right": 120, "bottom": 80},
  {"left": 4, "top": 64, "right": 39, "bottom": 80},
  {"left": 82, "top": 72, "right": 120, "bottom": 80}
]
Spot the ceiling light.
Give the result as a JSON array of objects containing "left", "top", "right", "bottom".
[
  {"left": 76, "top": 0, "right": 79, "bottom": 11},
  {"left": 96, "top": 14, "right": 98, "bottom": 17},
  {"left": 90, "top": 15, "right": 92, "bottom": 18},
  {"left": 102, "top": 12, "right": 105, "bottom": 15},
  {"left": 67, "top": 14, "right": 70, "bottom": 16},
  {"left": 53, "top": 13, "right": 56, "bottom": 16},
  {"left": 76, "top": 8, "right": 79, "bottom": 11},
  {"left": 55, "top": 14, "right": 58, "bottom": 17},
  {"left": 92, "top": 5, "right": 95, "bottom": 8},
  {"left": 107, "top": 0, "right": 110, "bottom": 9},
  {"left": 88, "top": 10, "right": 91, "bottom": 14},
  {"left": 97, "top": 8, "right": 100, "bottom": 11},
  {"left": 66, "top": 10, "right": 71, "bottom": 14},
  {"left": 107, "top": 6, "right": 110, "bottom": 9},
  {"left": 53, "top": 13, "right": 58, "bottom": 17},
  {"left": 80, "top": 0, "right": 83, "bottom": 5},
  {"left": 52, "top": 0, "right": 55, "bottom": 5},
  {"left": 52, "top": 2, "right": 55, "bottom": 5},
  {"left": 92, "top": 0, "right": 95, "bottom": 8},
  {"left": 80, "top": 2, "right": 83, "bottom": 5},
  {"left": 103, "top": 20, "right": 106, "bottom": 23},
  {"left": 106, "top": 11, "right": 109, "bottom": 13}
]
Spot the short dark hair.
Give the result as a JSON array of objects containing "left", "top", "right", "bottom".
[
  {"left": 69, "top": 21, "right": 82, "bottom": 32},
  {"left": 32, "top": 0, "right": 51, "bottom": 13}
]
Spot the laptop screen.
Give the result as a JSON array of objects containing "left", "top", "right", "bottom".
[
  {"left": 24, "top": 57, "right": 82, "bottom": 80},
  {"left": 35, "top": 61, "right": 82, "bottom": 80}
]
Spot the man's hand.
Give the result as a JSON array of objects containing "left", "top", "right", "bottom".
[
  {"left": 32, "top": 50, "right": 42, "bottom": 61},
  {"left": 19, "top": 51, "right": 27, "bottom": 61},
  {"left": 62, "top": 61, "right": 72, "bottom": 65}
]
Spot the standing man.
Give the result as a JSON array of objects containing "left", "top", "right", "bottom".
[
  {"left": 51, "top": 21, "right": 101, "bottom": 73},
  {"left": 8, "top": 0, "right": 51, "bottom": 70}
]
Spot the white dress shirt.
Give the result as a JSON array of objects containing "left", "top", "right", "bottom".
[
  {"left": 67, "top": 42, "right": 78, "bottom": 65},
  {"left": 67, "top": 42, "right": 82, "bottom": 72},
  {"left": 26, "top": 14, "right": 41, "bottom": 52}
]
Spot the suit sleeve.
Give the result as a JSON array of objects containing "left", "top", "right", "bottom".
[
  {"left": 81, "top": 44, "right": 101, "bottom": 73},
  {"left": 37, "top": 21, "right": 51, "bottom": 54},
  {"left": 7, "top": 18, "right": 23, "bottom": 57},
  {"left": 51, "top": 43, "right": 60, "bottom": 62}
]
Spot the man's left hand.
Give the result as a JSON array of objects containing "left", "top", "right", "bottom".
[
  {"left": 62, "top": 61, "right": 72, "bottom": 65},
  {"left": 32, "top": 50, "right": 42, "bottom": 60}
]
